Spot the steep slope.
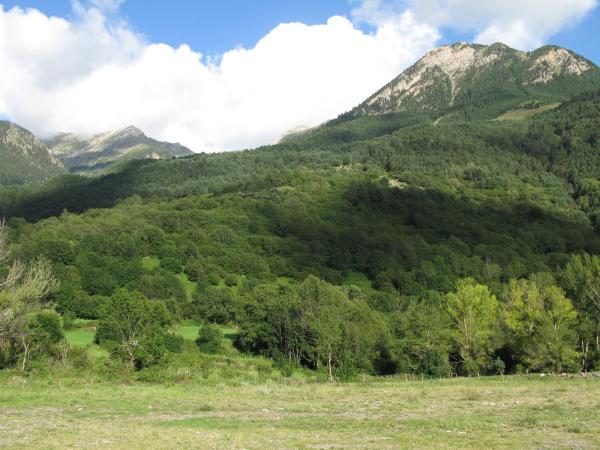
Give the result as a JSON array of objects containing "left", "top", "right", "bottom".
[
  {"left": 46, "top": 126, "right": 194, "bottom": 173},
  {"left": 2, "top": 88, "right": 599, "bottom": 224},
  {"left": 0, "top": 121, "right": 65, "bottom": 185},
  {"left": 348, "top": 42, "right": 600, "bottom": 121}
]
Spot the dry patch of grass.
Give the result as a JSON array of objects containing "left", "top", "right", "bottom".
[
  {"left": 495, "top": 103, "right": 560, "bottom": 121},
  {"left": 0, "top": 376, "right": 598, "bottom": 449}
]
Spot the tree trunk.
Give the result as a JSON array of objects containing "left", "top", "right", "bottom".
[
  {"left": 327, "top": 348, "right": 333, "bottom": 383},
  {"left": 20, "top": 338, "right": 30, "bottom": 372},
  {"left": 581, "top": 338, "right": 588, "bottom": 373}
]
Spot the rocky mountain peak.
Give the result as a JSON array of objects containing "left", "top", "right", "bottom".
[
  {"left": 117, "top": 126, "right": 145, "bottom": 138},
  {"left": 350, "top": 42, "right": 599, "bottom": 119}
]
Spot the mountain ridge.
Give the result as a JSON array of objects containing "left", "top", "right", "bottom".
[
  {"left": 0, "top": 121, "right": 65, "bottom": 185},
  {"left": 347, "top": 42, "right": 600, "bottom": 121},
  {"left": 45, "top": 126, "right": 194, "bottom": 173}
]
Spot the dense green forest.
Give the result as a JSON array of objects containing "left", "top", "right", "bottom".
[
  {"left": 0, "top": 122, "right": 65, "bottom": 185},
  {"left": 1, "top": 89, "right": 600, "bottom": 380}
]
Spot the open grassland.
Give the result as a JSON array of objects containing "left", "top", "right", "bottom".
[
  {"left": 0, "top": 376, "right": 598, "bottom": 449},
  {"left": 495, "top": 103, "right": 560, "bottom": 121}
]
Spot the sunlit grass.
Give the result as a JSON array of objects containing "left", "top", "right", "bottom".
[{"left": 0, "top": 376, "right": 598, "bottom": 449}]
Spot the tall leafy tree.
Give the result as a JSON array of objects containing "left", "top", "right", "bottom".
[
  {"left": 503, "top": 275, "right": 579, "bottom": 372},
  {"left": 0, "top": 223, "right": 58, "bottom": 370},
  {"left": 95, "top": 289, "right": 173, "bottom": 369},
  {"left": 447, "top": 278, "right": 499, "bottom": 375},
  {"left": 561, "top": 254, "right": 600, "bottom": 369}
]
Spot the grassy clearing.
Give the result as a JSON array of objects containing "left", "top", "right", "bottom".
[
  {"left": 64, "top": 327, "right": 108, "bottom": 359},
  {"left": 343, "top": 271, "right": 376, "bottom": 293},
  {"left": 141, "top": 256, "right": 160, "bottom": 270},
  {"left": 495, "top": 103, "right": 560, "bottom": 121},
  {"left": 0, "top": 376, "right": 598, "bottom": 449},
  {"left": 175, "top": 325, "right": 239, "bottom": 354},
  {"left": 174, "top": 325, "right": 200, "bottom": 341},
  {"left": 176, "top": 273, "right": 197, "bottom": 300}
]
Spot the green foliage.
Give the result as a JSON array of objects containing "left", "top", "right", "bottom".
[
  {"left": 2, "top": 84, "right": 600, "bottom": 378},
  {"left": 236, "top": 276, "right": 394, "bottom": 379},
  {"left": 0, "top": 122, "right": 65, "bottom": 186},
  {"left": 95, "top": 289, "right": 176, "bottom": 370},
  {"left": 30, "top": 311, "right": 64, "bottom": 346},
  {"left": 347, "top": 43, "right": 600, "bottom": 122},
  {"left": 502, "top": 276, "right": 579, "bottom": 372},
  {"left": 447, "top": 278, "right": 499, "bottom": 375},
  {"left": 195, "top": 324, "right": 223, "bottom": 354}
]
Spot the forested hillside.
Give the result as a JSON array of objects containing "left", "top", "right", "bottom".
[
  {"left": 1, "top": 86, "right": 599, "bottom": 378},
  {"left": 0, "top": 122, "right": 65, "bottom": 185}
]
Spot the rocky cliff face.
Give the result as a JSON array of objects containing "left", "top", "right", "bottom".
[
  {"left": 350, "top": 42, "right": 600, "bottom": 119},
  {"left": 46, "top": 126, "right": 194, "bottom": 173}
]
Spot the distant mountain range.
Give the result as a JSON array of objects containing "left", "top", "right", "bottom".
[
  {"left": 1, "top": 42, "right": 600, "bottom": 186},
  {"left": 45, "top": 126, "right": 194, "bottom": 173}
]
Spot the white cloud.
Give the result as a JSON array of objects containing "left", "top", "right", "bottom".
[
  {"left": 0, "top": 1, "right": 596, "bottom": 152},
  {"left": 361, "top": 0, "right": 598, "bottom": 50},
  {"left": 0, "top": 2, "right": 438, "bottom": 152}
]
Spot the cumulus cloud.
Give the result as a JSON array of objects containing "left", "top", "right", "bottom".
[
  {"left": 0, "top": 2, "right": 438, "bottom": 152},
  {"left": 0, "top": 1, "right": 596, "bottom": 152},
  {"left": 358, "top": 0, "right": 598, "bottom": 50}
]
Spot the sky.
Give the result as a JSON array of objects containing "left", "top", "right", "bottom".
[{"left": 0, "top": 0, "right": 598, "bottom": 152}]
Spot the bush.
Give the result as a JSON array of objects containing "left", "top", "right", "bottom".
[
  {"left": 196, "top": 324, "right": 223, "bottom": 354},
  {"left": 279, "top": 362, "right": 295, "bottom": 378},
  {"left": 161, "top": 257, "right": 182, "bottom": 273},
  {"left": 207, "top": 272, "right": 221, "bottom": 286},
  {"left": 31, "top": 311, "right": 64, "bottom": 345},
  {"left": 164, "top": 333, "right": 184, "bottom": 353},
  {"left": 68, "top": 346, "right": 91, "bottom": 370},
  {"left": 420, "top": 349, "right": 452, "bottom": 378},
  {"left": 224, "top": 274, "right": 238, "bottom": 287},
  {"left": 192, "top": 288, "right": 235, "bottom": 324},
  {"left": 184, "top": 260, "right": 206, "bottom": 283}
]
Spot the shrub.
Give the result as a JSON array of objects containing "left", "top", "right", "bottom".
[
  {"left": 161, "top": 257, "right": 182, "bottom": 273},
  {"left": 224, "top": 274, "right": 238, "bottom": 287},
  {"left": 207, "top": 272, "right": 221, "bottom": 286},
  {"left": 68, "top": 346, "right": 91, "bottom": 370},
  {"left": 196, "top": 324, "right": 223, "bottom": 354},
  {"left": 279, "top": 362, "right": 295, "bottom": 378},
  {"left": 31, "top": 311, "right": 64, "bottom": 345},
  {"left": 164, "top": 333, "right": 184, "bottom": 353}
]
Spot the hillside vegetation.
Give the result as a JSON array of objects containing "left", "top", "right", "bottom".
[
  {"left": 0, "top": 122, "right": 65, "bottom": 185},
  {"left": 0, "top": 87, "right": 598, "bottom": 380},
  {"left": 348, "top": 43, "right": 600, "bottom": 121}
]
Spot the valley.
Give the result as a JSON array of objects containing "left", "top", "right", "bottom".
[{"left": 1, "top": 40, "right": 600, "bottom": 448}]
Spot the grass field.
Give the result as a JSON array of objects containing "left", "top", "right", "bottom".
[
  {"left": 0, "top": 376, "right": 598, "bottom": 449},
  {"left": 64, "top": 325, "right": 108, "bottom": 359},
  {"left": 495, "top": 103, "right": 560, "bottom": 121}
]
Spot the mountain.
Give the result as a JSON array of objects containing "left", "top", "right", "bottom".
[
  {"left": 348, "top": 42, "right": 600, "bottom": 121},
  {"left": 45, "top": 126, "right": 194, "bottom": 173},
  {"left": 0, "top": 121, "right": 65, "bottom": 185},
  {"left": 2, "top": 48, "right": 600, "bottom": 377}
]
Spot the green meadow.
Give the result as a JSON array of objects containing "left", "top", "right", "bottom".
[{"left": 0, "top": 375, "right": 598, "bottom": 449}]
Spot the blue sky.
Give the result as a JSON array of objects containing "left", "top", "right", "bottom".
[
  {"left": 2, "top": 1, "right": 353, "bottom": 54},
  {"left": 2, "top": 0, "right": 599, "bottom": 63},
  {"left": 0, "top": 0, "right": 599, "bottom": 151}
]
